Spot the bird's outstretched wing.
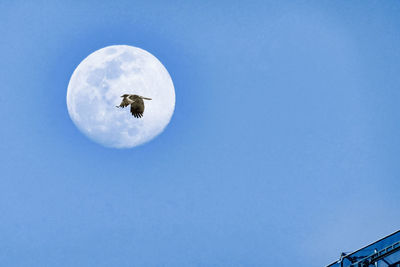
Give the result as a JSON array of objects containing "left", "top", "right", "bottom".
[{"left": 130, "top": 98, "right": 145, "bottom": 118}]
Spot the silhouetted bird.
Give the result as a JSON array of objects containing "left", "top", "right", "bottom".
[{"left": 116, "top": 94, "right": 152, "bottom": 118}]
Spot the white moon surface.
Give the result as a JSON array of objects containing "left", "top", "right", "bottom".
[{"left": 67, "top": 45, "right": 175, "bottom": 148}]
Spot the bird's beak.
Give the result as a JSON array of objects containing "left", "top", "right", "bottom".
[{"left": 141, "top": 97, "right": 152, "bottom": 100}]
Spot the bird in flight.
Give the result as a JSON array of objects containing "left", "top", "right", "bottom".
[{"left": 116, "top": 94, "right": 152, "bottom": 118}]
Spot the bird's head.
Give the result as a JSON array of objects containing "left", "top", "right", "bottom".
[{"left": 121, "top": 94, "right": 129, "bottom": 97}]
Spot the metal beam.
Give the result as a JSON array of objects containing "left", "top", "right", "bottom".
[{"left": 351, "top": 241, "right": 400, "bottom": 266}]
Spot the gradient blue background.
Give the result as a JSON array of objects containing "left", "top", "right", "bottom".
[{"left": 1, "top": 1, "right": 400, "bottom": 266}]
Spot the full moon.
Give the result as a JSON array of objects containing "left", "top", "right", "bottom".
[{"left": 67, "top": 45, "right": 175, "bottom": 148}]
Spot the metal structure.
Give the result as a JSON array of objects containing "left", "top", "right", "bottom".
[{"left": 327, "top": 230, "right": 400, "bottom": 267}]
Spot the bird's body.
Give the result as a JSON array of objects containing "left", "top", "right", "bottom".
[{"left": 116, "top": 94, "right": 152, "bottom": 118}]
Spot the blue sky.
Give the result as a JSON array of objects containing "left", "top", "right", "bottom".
[{"left": 1, "top": 1, "right": 400, "bottom": 266}]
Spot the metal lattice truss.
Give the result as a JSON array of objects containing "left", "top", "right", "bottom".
[{"left": 327, "top": 230, "right": 400, "bottom": 267}]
